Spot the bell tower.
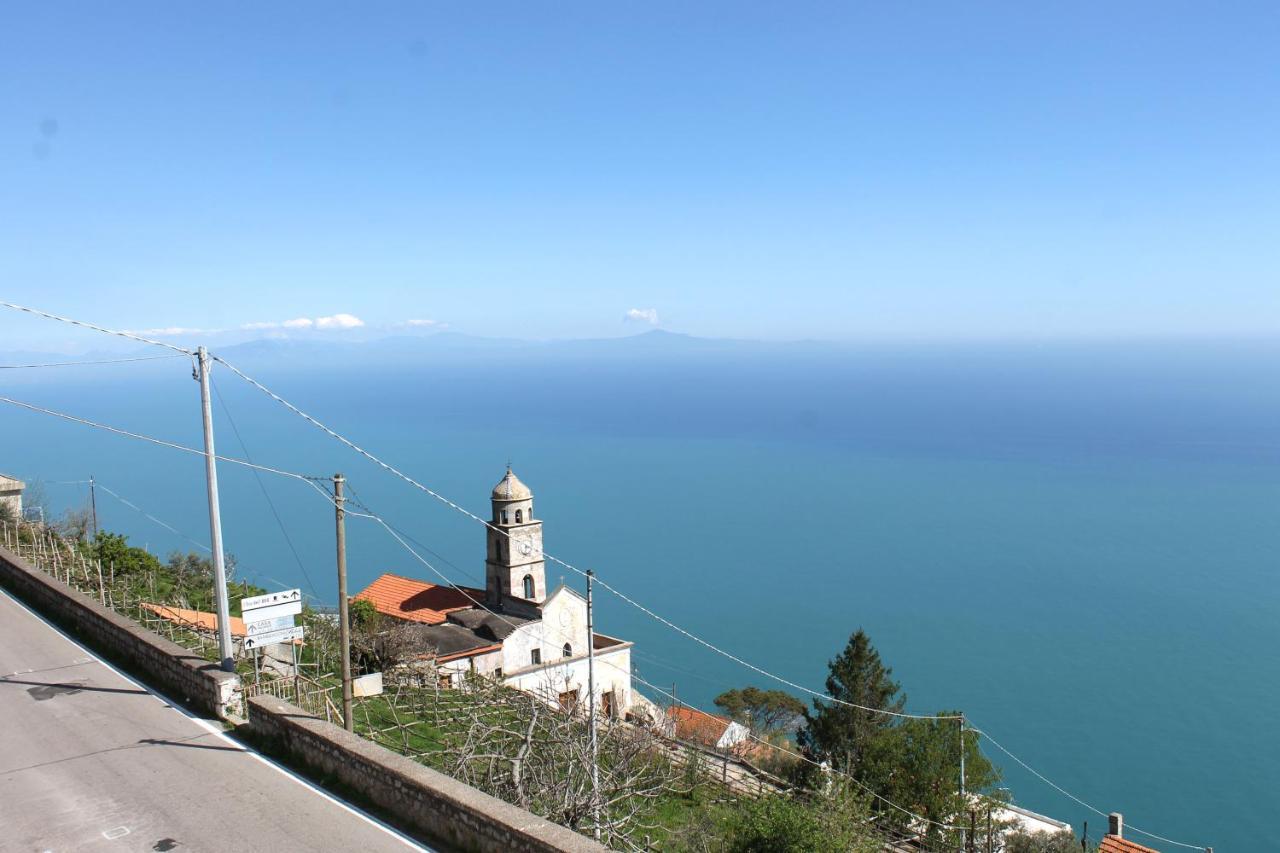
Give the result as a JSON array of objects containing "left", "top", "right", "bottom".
[{"left": 486, "top": 466, "right": 546, "bottom": 606}]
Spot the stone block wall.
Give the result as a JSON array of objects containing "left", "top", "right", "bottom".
[
  {"left": 247, "top": 695, "right": 607, "bottom": 853},
  {"left": 0, "top": 544, "right": 242, "bottom": 718}
]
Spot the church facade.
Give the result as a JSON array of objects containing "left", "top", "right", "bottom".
[{"left": 356, "top": 467, "right": 639, "bottom": 718}]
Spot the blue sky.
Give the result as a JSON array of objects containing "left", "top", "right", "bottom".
[{"left": 2, "top": 2, "right": 1278, "bottom": 349}]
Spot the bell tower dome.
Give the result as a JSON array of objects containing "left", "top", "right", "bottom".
[{"left": 485, "top": 466, "right": 546, "bottom": 606}]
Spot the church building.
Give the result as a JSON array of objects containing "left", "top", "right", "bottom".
[{"left": 355, "top": 467, "right": 640, "bottom": 719}]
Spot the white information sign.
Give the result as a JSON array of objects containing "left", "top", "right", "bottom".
[
  {"left": 245, "top": 615, "right": 296, "bottom": 637},
  {"left": 241, "top": 588, "right": 302, "bottom": 624},
  {"left": 243, "top": 626, "right": 304, "bottom": 649}
]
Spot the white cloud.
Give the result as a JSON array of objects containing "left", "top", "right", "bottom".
[
  {"left": 314, "top": 313, "right": 364, "bottom": 330},
  {"left": 240, "top": 321, "right": 279, "bottom": 330},
  {"left": 282, "top": 317, "right": 315, "bottom": 329},
  {"left": 133, "top": 326, "right": 215, "bottom": 337},
  {"left": 398, "top": 318, "right": 442, "bottom": 328},
  {"left": 624, "top": 307, "right": 660, "bottom": 326}
]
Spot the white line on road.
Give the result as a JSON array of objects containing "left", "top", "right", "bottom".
[{"left": 0, "top": 587, "right": 429, "bottom": 851}]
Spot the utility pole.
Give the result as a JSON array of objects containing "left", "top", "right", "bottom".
[
  {"left": 334, "top": 473, "right": 353, "bottom": 732},
  {"left": 585, "top": 569, "right": 600, "bottom": 841},
  {"left": 959, "top": 713, "right": 966, "bottom": 799},
  {"left": 88, "top": 474, "right": 98, "bottom": 540},
  {"left": 196, "top": 346, "right": 235, "bottom": 671}
]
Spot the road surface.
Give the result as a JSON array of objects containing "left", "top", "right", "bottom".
[{"left": 0, "top": 587, "right": 430, "bottom": 852}]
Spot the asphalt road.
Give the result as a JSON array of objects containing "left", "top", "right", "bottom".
[{"left": 0, "top": 587, "right": 430, "bottom": 853}]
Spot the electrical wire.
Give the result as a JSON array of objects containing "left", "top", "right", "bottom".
[
  {"left": 0, "top": 302, "right": 193, "bottom": 354},
  {"left": 0, "top": 354, "right": 186, "bottom": 369},
  {"left": 209, "top": 354, "right": 955, "bottom": 721},
  {"left": 211, "top": 378, "right": 321, "bottom": 600}
]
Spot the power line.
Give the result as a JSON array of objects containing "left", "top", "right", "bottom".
[
  {"left": 94, "top": 481, "right": 211, "bottom": 554},
  {"left": 0, "top": 394, "right": 323, "bottom": 485},
  {"left": 966, "top": 724, "right": 1206, "bottom": 851},
  {"left": 349, "top": 502, "right": 968, "bottom": 846},
  {"left": 212, "top": 356, "right": 1212, "bottom": 850},
  {"left": 211, "top": 378, "right": 321, "bottom": 600},
  {"left": 209, "top": 354, "right": 954, "bottom": 721},
  {"left": 0, "top": 354, "right": 186, "bottom": 369},
  {"left": 0, "top": 302, "right": 193, "bottom": 354}
]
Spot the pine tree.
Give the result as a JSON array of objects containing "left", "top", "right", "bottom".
[{"left": 798, "top": 628, "right": 905, "bottom": 774}]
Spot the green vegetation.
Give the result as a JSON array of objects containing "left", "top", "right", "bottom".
[{"left": 713, "top": 686, "right": 805, "bottom": 739}]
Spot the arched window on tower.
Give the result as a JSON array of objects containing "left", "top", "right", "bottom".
[
  {"left": 515, "top": 508, "right": 523, "bottom": 523},
  {"left": 562, "top": 642, "right": 572, "bottom": 658},
  {"left": 522, "top": 574, "right": 534, "bottom": 599},
  {"left": 501, "top": 509, "right": 509, "bottom": 525}
]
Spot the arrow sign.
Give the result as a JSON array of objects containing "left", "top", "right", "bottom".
[
  {"left": 241, "top": 588, "right": 302, "bottom": 623},
  {"left": 243, "top": 626, "right": 304, "bottom": 649},
  {"left": 241, "top": 589, "right": 302, "bottom": 612},
  {"left": 245, "top": 615, "right": 296, "bottom": 637}
]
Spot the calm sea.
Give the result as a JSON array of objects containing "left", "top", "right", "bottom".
[{"left": 4, "top": 338, "right": 1276, "bottom": 851}]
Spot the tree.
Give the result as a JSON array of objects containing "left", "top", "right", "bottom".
[
  {"left": 861, "top": 711, "right": 1001, "bottom": 845},
  {"left": 797, "top": 628, "right": 905, "bottom": 774},
  {"left": 724, "top": 781, "right": 881, "bottom": 853},
  {"left": 714, "top": 687, "right": 805, "bottom": 739}
]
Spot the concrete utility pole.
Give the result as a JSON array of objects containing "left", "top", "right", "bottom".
[
  {"left": 334, "top": 473, "right": 353, "bottom": 732},
  {"left": 196, "top": 346, "right": 235, "bottom": 671},
  {"left": 585, "top": 569, "right": 600, "bottom": 841},
  {"left": 88, "top": 474, "right": 98, "bottom": 540}
]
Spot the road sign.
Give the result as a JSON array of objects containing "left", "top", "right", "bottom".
[
  {"left": 241, "top": 588, "right": 302, "bottom": 623},
  {"left": 245, "top": 615, "right": 295, "bottom": 637},
  {"left": 243, "top": 626, "right": 304, "bottom": 649},
  {"left": 241, "top": 589, "right": 302, "bottom": 612}
]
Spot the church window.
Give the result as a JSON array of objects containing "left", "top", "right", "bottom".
[
  {"left": 501, "top": 510, "right": 509, "bottom": 524},
  {"left": 530, "top": 648, "right": 541, "bottom": 666},
  {"left": 562, "top": 643, "right": 572, "bottom": 658},
  {"left": 523, "top": 574, "right": 534, "bottom": 599},
  {"left": 515, "top": 508, "right": 523, "bottom": 523}
]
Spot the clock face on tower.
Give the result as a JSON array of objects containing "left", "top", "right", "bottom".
[{"left": 519, "top": 538, "right": 533, "bottom": 557}]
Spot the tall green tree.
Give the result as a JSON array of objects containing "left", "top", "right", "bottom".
[
  {"left": 797, "top": 628, "right": 905, "bottom": 773},
  {"left": 862, "top": 711, "right": 1001, "bottom": 844}
]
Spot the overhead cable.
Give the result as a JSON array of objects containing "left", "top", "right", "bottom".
[{"left": 0, "top": 302, "right": 193, "bottom": 354}]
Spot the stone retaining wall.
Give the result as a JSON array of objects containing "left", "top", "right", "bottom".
[
  {"left": 248, "top": 695, "right": 607, "bottom": 853},
  {"left": 0, "top": 544, "right": 242, "bottom": 718}
]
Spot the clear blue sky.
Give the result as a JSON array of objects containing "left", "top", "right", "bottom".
[{"left": 2, "top": 2, "right": 1278, "bottom": 349}]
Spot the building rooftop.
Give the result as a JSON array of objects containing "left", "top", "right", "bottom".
[
  {"left": 446, "top": 606, "right": 535, "bottom": 640},
  {"left": 492, "top": 466, "right": 532, "bottom": 501},
  {"left": 1099, "top": 836, "right": 1161, "bottom": 853},
  {"left": 0, "top": 473, "right": 25, "bottom": 490},
  {"left": 404, "top": 623, "right": 503, "bottom": 662},
  {"left": 666, "top": 705, "right": 735, "bottom": 747},
  {"left": 142, "top": 602, "right": 247, "bottom": 637},
  {"left": 354, "top": 573, "right": 484, "bottom": 625}
]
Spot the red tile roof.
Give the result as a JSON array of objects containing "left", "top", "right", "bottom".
[
  {"left": 143, "top": 602, "right": 247, "bottom": 636},
  {"left": 1100, "top": 835, "right": 1160, "bottom": 853},
  {"left": 354, "top": 573, "right": 484, "bottom": 624},
  {"left": 666, "top": 705, "right": 733, "bottom": 747}
]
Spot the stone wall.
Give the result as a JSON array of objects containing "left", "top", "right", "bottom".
[
  {"left": 247, "top": 695, "right": 607, "bottom": 853},
  {"left": 0, "top": 544, "right": 242, "bottom": 719}
]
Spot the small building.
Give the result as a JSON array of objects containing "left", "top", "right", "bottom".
[
  {"left": 0, "top": 473, "right": 24, "bottom": 519},
  {"left": 664, "top": 705, "right": 750, "bottom": 751},
  {"left": 1099, "top": 813, "right": 1161, "bottom": 853},
  {"left": 354, "top": 466, "right": 638, "bottom": 718}
]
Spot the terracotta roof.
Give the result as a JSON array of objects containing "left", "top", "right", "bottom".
[
  {"left": 354, "top": 573, "right": 484, "bottom": 625},
  {"left": 142, "top": 602, "right": 247, "bottom": 636},
  {"left": 1100, "top": 835, "right": 1160, "bottom": 853},
  {"left": 666, "top": 705, "right": 733, "bottom": 747}
]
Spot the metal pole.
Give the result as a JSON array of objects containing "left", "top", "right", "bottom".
[
  {"left": 959, "top": 713, "right": 966, "bottom": 799},
  {"left": 335, "top": 473, "right": 354, "bottom": 732},
  {"left": 88, "top": 474, "right": 98, "bottom": 540},
  {"left": 196, "top": 347, "right": 235, "bottom": 671},
  {"left": 586, "top": 569, "right": 600, "bottom": 841}
]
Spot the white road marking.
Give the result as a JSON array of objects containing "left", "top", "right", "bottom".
[
  {"left": 0, "top": 587, "right": 428, "bottom": 851},
  {"left": 102, "top": 826, "right": 130, "bottom": 839}
]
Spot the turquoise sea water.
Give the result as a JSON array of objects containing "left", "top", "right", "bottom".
[{"left": 3, "top": 339, "right": 1277, "bottom": 851}]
